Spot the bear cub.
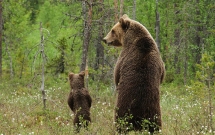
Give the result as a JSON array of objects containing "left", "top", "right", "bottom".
[{"left": 67, "top": 71, "right": 92, "bottom": 131}]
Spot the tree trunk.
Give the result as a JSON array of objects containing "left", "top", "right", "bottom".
[
  {"left": 155, "top": 0, "right": 160, "bottom": 51},
  {"left": 120, "top": 0, "right": 124, "bottom": 17},
  {"left": 183, "top": 3, "right": 189, "bottom": 85},
  {"left": 40, "top": 22, "right": 46, "bottom": 110},
  {"left": 207, "top": 78, "right": 213, "bottom": 131},
  {"left": 94, "top": 0, "right": 104, "bottom": 71},
  {"left": 195, "top": 0, "right": 202, "bottom": 64},
  {"left": 0, "top": 0, "right": 2, "bottom": 78},
  {"left": 173, "top": 3, "right": 181, "bottom": 74},
  {"left": 132, "top": 0, "right": 136, "bottom": 20},
  {"left": 183, "top": 42, "right": 188, "bottom": 85},
  {"left": 80, "top": 0, "right": 92, "bottom": 72},
  {"left": 5, "top": 37, "right": 14, "bottom": 78},
  {"left": 114, "top": 0, "right": 118, "bottom": 23}
]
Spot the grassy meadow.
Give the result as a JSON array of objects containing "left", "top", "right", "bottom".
[{"left": 0, "top": 77, "right": 214, "bottom": 135}]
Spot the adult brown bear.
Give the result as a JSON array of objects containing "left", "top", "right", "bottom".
[
  {"left": 103, "top": 14, "right": 165, "bottom": 133},
  {"left": 67, "top": 71, "right": 92, "bottom": 132}
]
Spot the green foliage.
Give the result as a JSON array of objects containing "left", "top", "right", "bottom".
[
  {"left": 192, "top": 53, "right": 215, "bottom": 98},
  {"left": 115, "top": 113, "right": 161, "bottom": 134},
  {"left": 2, "top": 0, "right": 215, "bottom": 83},
  {"left": 186, "top": 53, "right": 215, "bottom": 132},
  {"left": 47, "top": 37, "right": 67, "bottom": 75},
  {"left": 186, "top": 81, "right": 206, "bottom": 100},
  {"left": 196, "top": 53, "right": 215, "bottom": 80},
  {"left": 115, "top": 113, "right": 134, "bottom": 133},
  {"left": 188, "top": 53, "right": 215, "bottom": 101},
  {"left": 2, "top": 0, "right": 32, "bottom": 78},
  {"left": 74, "top": 114, "right": 90, "bottom": 133}
]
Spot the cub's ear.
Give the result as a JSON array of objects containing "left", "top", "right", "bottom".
[
  {"left": 119, "top": 17, "right": 130, "bottom": 30},
  {"left": 68, "top": 72, "right": 74, "bottom": 80},
  {"left": 79, "top": 71, "right": 85, "bottom": 77}
]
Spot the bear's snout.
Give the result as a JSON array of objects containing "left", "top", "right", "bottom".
[
  {"left": 102, "top": 38, "right": 107, "bottom": 44},
  {"left": 102, "top": 38, "right": 114, "bottom": 46}
]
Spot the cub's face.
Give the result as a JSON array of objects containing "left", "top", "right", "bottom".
[{"left": 103, "top": 14, "right": 130, "bottom": 47}]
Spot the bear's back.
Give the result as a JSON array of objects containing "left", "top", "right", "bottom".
[{"left": 72, "top": 88, "right": 91, "bottom": 110}]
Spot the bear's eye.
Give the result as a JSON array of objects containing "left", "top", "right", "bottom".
[{"left": 111, "top": 30, "right": 115, "bottom": 34}]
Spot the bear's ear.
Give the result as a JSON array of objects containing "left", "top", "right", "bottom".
[
  {"left": 121, "top": 14, "right": 129, "bottom": 19},
  {"left": 79, "top": 71, "right": 85, "bottom": 77},
  {"left": 68, "top": 73, "right": 74, "bottom": 80},
  {"left": 119, "top": 17, "right": 130, "bottom": 30}
]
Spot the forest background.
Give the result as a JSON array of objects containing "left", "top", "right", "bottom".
[{"left": 0, "top": 0, "right": 215, "bottom": 134}]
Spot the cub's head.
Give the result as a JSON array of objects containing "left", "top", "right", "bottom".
[
  {"left": 103, "top": 14, "right": 130, "bottom": 47},
  {"left": 68, "top": 71, "right": 85, "bottom": 89}
]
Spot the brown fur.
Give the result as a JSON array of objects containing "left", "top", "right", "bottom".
[
  {"left": 67, "top": 71, "right": 92, "bottom": 131},
  {"left": 103, "top": 14, "right": 165, "bottom": 133}
]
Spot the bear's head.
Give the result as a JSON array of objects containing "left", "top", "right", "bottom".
[
  {"left": 103, "top": 14, "right": 157, "bottom": 53},
  {"left": 103, "top": 14, "right": 130, "bottom": 47},
  {"left": 69, "top": 71, "right": 85, "bottom": 89}
]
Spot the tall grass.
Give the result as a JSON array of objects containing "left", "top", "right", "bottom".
[{"left": 0, "top": 78, "right": 214, "bottom": 135}]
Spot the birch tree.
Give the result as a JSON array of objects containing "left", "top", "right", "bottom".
[
  {"left": 40, "top": 22, "right": 47, "bottom": 109},
  {"left": 80, "top": 0, "right": 93, "bottom": 72}
]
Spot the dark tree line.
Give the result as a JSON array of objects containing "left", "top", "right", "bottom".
[{"left": 0, "top": 0, "right": 214, "bottom": 85}]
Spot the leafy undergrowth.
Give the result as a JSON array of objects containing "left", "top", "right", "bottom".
[{"left": 0, "top": 79, "right": 214, "bottom": 135}]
